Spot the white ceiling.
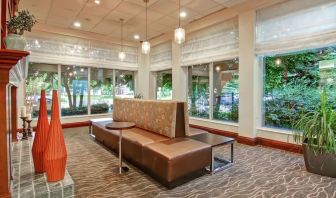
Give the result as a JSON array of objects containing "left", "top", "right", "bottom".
[{"left": 20, "top": 0, "right": 247, "bottom": 41}]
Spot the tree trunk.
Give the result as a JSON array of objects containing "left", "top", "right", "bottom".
[
  {"left": 63, "top": 77, "right": 73, "bottom": 108},
  {"left": 79, "top": 86, "right": 83, "bottom": 107}
]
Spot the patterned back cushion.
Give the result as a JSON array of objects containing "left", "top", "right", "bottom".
[{"left": 113, "top": 98, "right": 178, "bottom": 138}]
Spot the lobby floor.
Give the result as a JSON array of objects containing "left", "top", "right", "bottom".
[{"left": 64, "top": 127, "right": 336, "bottom": 198}]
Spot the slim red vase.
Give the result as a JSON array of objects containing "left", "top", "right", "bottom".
[
  {"left": 32, "top": 90, "right": 50, "bottom": 173},
  {"left": 44, "top": 90, "right": 67, "bottom": 182}
]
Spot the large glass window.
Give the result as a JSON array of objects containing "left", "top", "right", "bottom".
[
  {"left": 213, "top": 59, "right": 239, "bottom": 122},
  {"left": 90, "top": 68, "right": 114, "bottom": 114},
  {"left": 263, "top": 46, "right": 336, "bottom": 129},
  {"left": 188, "top": 64, "right": 210, "bottom": 119},
  {"left": 115, "top": 70, "right": 134, "bottom": 98},
  {"left": 26, "top": 63, "right": 58, "bottom": 118},
  {"left": 156, "top": 70, "right": 172, "bottom": 100},
  {"left": 61, "top": 66, "right": 89, "bottom": 116}
]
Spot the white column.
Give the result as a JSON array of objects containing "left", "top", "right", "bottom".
[
  {"left": 137, "top": 46, "right": 150, "bottom": 99},
  {"left": 148, "top": 71, "right": 156, "bottom": 99},
  {"left": 172, "top": 41, "right": 188, "bottom": 101},
  {"left": 238, "top": 10, "right": 262, "bottom": 138}
]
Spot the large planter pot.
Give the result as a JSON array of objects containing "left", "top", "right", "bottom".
[
  {"left": 44, "top": 90, "right": 67, "bottom": 182},
  {"left": 5, "top": 34, "right": 27, "bottom": 50},
  {"left": 32, "top": 90, "right": 50, "bottom": 173},
  {"left": 303, "top": 141, "right": 336, "bottom": 178}
]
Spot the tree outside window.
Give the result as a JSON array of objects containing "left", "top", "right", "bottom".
[
  {"left": 61, "top": 66, "right": 88, "bottom": 116},
  {"left": 188, "top": 64, "right": 210, "bottom": 119},
  {"left": 156, "top": 70, "right": 172, "bottom": 100},
  {"left": 26, "top": 63, "right": 58, "bottom": 118},
  {"left": 264, "top": 46, "right": 336, "bottom": 129},
  {"left": 90, "top": 68, "right": 114, "bottom": 114},
  {"left": 213, "top": 59, "right": 239, "bottom": 122}
]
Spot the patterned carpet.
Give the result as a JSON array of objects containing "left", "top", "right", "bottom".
[{"left": 64, "top": 127, "right": 336, "bottom": 198}]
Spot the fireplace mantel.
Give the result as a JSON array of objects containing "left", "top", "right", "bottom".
[{"left": 0, "top": 49, "right": 29, "bottom": 198}]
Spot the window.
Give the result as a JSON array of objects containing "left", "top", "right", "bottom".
[
  {"left": 115, "top": 70, "right": 134, "bottom": 98},
  {"left": 263, "top": 46, "right": 336, "bottom": 129},
  {"left": 188, "top": 64, "right": 210, "bottom": 119},
  {"left": 90, "top": 68, "right": 114, "bottom": 114},
  {"left": 156, "top": 70, "right": 172, "bottom": 100},
  {"left": 60, "top": 66, "right": 89, "bottom": 116},
  {"left": 213, "top": 59, "right": 239, "bottom": 122},
  {"left": 26, "top": 63, "right": 58, "bottom": 118}
]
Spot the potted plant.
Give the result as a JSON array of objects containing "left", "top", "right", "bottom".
[
  {"left": 5, "top": 10, "right": 37, "bottom": 50},
  {"left": 293, "top": 89, "right": 336, "bottom": 177}
]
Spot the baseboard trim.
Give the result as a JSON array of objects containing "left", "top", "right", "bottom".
[
  {"left": 18, "top": 121, "right": 90, "bottom": 132},
  {"left": 257, "top": 137, "right": 302, "bottom": 154},
  {"left": 189, "top": 124, "right": 237, "bottom": 138},
  {"left": 62, "top": 121, "right": 90, "bottom": 129},
  {"left": 189, "top": 124, "right": 302, "bottom": 153},
  {"left": 0, "top": 192, "right": 11, "bottom": 198}
]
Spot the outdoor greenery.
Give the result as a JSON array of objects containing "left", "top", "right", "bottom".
[
  {"left": 61, "top": 66, "right": 88, "bottom": 116},
  {"left": 293, "top": 89, "right": 336, "bottom": 153},
  {"left": 91, "top": 103, "right": 110, "bottom": 114},
  {"left": 26, "top": 63, "right": 58, "bottom": 118},
  {"left": 264, "top": 46, "right": 336, "bottom": 129},
  {"left": 156, "top": 72, "right": 172, "bottom": 100},
  {"left": 7, "top": 10, "right": 37, "bottom": 35},
  {"left": 189, "top": 75, "right": 210, "bottom": 119}
]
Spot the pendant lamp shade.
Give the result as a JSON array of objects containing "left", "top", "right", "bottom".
[
  {"left": 174, "top": 0, "right": 185, "bottom": 44},
  {"left": 142, "top": 0, "right": 150, "bottom": 54},
  {"left": 142, "top": 41, "right": 150, "bottom": 54},
  {"left": 118, "top": 51, "right": 126, "bottom": 61},
  {"left": 119, "top": 18, "right": 126, "bottom": 61},
  {"left": 174, "top": 27, "right": 185, "bottom": 44}
]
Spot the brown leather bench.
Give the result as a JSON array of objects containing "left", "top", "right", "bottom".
[{"left": 92, "top": 99, "right": 211, "bottom": 188}]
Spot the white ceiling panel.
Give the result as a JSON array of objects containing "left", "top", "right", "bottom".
[{"left": 20, "top": 0, "right": 245, "bottom": 41}]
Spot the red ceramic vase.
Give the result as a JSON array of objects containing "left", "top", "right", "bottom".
[
  {"left": 32, "top": 90, "right": 50, "bottom": 173},
  {"left": 44, "top": 90, "right": 67, "bottom": 182}
]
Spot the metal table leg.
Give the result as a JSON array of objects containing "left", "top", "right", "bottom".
[
  {"left": 112, "top": 129, "right": 129, "bottom": 174},
  {"left": 209, "top": 143, "right": 234, "bottom": 174}
]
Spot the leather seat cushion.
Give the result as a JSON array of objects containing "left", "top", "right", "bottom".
[
  {"left": 92, "top": 121, "right": 119, "bottom": 150},
  {"left": 121, "top": 128, "right": 169, "bottom": 166},
  {"left": 143, "top": 138, "right": 211, "bottom": 182}
]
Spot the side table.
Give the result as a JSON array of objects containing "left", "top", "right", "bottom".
[{"left": 106, "top": 121, "right": 136, "bottom": 174}]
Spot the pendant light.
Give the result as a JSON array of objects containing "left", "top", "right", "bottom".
[
  {"left": 174, "top": 0, "right": 185, "bottom": 44},
  {"left": 142, "top": 0, "right": 150, "bottom": 54},
  {"left": 118, "top": 18, "right": 126, "bottom": 61}
]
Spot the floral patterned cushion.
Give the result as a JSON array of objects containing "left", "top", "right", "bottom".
[{"left": 113, "top": 98, "right": 178, "bottom": 138}]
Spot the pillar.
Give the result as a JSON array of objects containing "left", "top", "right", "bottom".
[
  {"left": 238, "top": 10, "right": 262, "bottom": 141},
  {"left": 172, "top": 41, "right": 188, "bottom": 101}
]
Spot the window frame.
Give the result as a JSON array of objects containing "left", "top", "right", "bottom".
[
  {"left": 26, "top": 63, "right": 136, "bottom": 119},
  {"left": 187, "top": 58, "right": 239, "bottom": 123}
]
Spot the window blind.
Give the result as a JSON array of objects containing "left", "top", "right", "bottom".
[
  {"left": 150, "top": 42, "right": 172, "bottom": 71},
  {"left": 256, "top": 0, "right": 336, "bottom": 54},
  {"left": 181, "top": 18, "right": 238, "bottom": 66}
]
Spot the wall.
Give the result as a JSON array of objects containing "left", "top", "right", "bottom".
[
  {"left": 144, "top": 0, "right": 297, "bottom": 144},
  {"left": 18, "top": 0, "right": 299, "bottom": 145}
]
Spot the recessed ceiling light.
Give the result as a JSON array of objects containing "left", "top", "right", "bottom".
[
  {"left": 94, "top": 0, "right": 101, "bottom": 4},
  {"left": 180, "top": 11, "right": 187, "bottom": 18},
  {"left": 133, "top": 34, "right": 140, "bottom": 40},
  {"left": 73, "top": 21, "right": 81, "bottom": 28}
]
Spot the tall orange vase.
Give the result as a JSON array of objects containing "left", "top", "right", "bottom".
[
  {"left": 32, "top": 90, "right": 50, "bottom": 173},
  {"left": 44, "top": 90, "right": 67, "bottom": 182}
]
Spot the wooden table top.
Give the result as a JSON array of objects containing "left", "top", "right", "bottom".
[
  {"left": 105, "top": 121, "right": 136, "bottom": 130},
  {"left": 189, "top": 133, "right": 235, "bottom": 147}
]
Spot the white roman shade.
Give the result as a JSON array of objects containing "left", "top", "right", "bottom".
[
  {"left": 26, "top": 35, "right": 138, "bottom": 70},
  {"left": 256, "top": 0, "right": 336, "bottom": 54},
  {"left": 150, "top": 42, "right": 172, "bottom": 71},
  {"left": 181, "top": 18, "right": 238, "bottom": 66}
]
